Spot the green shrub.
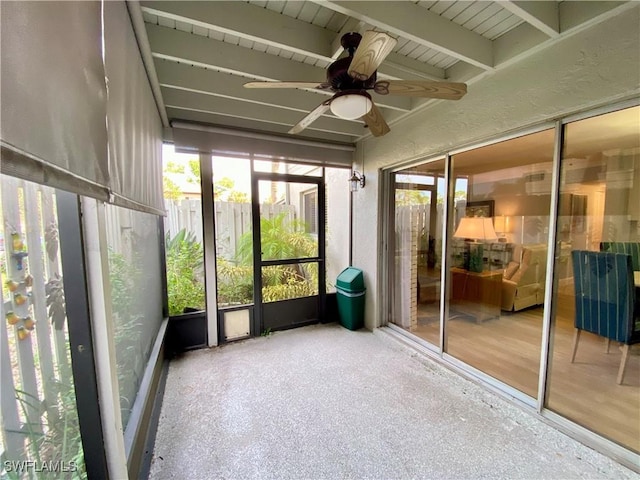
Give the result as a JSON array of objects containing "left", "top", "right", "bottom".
[
  {"left": 236, "top": 213, "right": 316, "bottom": 263},
  {"left": 217, "top": 213, "right": 319, "bottom": 304},
  {"left": 216, "top": 257, "right": 253, "bottom": 305},
  {"left": 165, "top": 230, "right": 205, "bottom": 315}
]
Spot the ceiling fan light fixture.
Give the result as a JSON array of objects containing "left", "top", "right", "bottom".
[{"left": 330, "top": 93, "right": 372, "bottom": 120}]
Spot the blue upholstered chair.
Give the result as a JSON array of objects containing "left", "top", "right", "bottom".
[
  {"left": 600, "top": 242, "right": 640, "bottom": 271},
  {"left": 571, "top": 250, "right": 640, "bottom": 385}
]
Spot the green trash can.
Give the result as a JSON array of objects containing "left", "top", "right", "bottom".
[{"left": 336, "top": 267, "right": 366, "bottom": 330}]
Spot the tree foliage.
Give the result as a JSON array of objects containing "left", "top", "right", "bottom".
[
  {"left": 187, "top": 159, "right": 200, "bottom": 184},
  {"left": 163, "top": 176, "right": 182, "bottom": 201},
  {"left": 236, "top": 213, "right": 316, "bottom": 264},
  {"left": 164, "top": 161, "right": 185, "bottom": 174},
  {"left": 214, "top": 177, "right": 249, "bottom": 203},
  {"left": 165, "top": 229, "right": 206, "bottom": 315}
]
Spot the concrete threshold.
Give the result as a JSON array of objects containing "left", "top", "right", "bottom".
[{"left": 149, "top": 323, "right": 635, "bottom": 479}]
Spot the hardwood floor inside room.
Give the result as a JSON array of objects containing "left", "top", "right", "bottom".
[{"left": 400, "top": 294, "right": 640, "bottom": 453}]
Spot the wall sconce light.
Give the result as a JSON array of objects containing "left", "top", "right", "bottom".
[{"left": 349, "top": 170, "right": 366, "bottom": 192}]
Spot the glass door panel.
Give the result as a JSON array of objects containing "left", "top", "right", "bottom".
[
  {"left": 261, "top": 262, "right": 319, "bottom": 302},
  {"left": 546, "top": 106, "right": 640, "bottom": 453},
  {"left": 258, "top": 180, "right": 319, "bottom": 261},
  {"left": 212, "top": 155, "right": 254, "bottom": 307},
  {"left": 391, "top": 159, "right": 445, "bottom": 348},
  {"left": 445, "top": 128, "right": 555, "bottom": 398}
]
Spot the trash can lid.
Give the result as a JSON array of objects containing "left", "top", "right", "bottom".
[{"left": 336, "top": 267, "right": 365, "bottom": 292}]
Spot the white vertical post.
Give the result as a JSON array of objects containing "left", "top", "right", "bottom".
[
  {"left": 200, "top": 153, "right": 219, "bottom": 347},
  {"left": 23, "top": 185, "right": 57, "bottom": 421},
  {"left": 80, "top": 198, "right": 128, "bottom": 478}
]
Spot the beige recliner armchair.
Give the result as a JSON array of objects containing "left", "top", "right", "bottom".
[{"left": 501, "top": 244, "right": 547, "bottom": 312}]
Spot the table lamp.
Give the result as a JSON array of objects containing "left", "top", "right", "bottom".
[
  {"left": 454, "top": 217, "right": 498, "bottom": 272},
  {"left": 494, "top": 215, "right": 509, "bottom": 242}
]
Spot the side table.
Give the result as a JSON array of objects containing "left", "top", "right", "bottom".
[{"left": 450, "top": 267, "right": 502, "bottom": 323}]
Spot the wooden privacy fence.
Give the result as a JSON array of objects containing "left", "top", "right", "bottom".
[
  {"left": 395, "top": 203, "right": 445, "bottom": 256},
  {"left": 393, "top": 203, "right": 444, "bottom": 329},
  {"left": 165, "top": 198, "right": 204, "bottom": 244},
  {"left": 164, "top": 199, "right": 294, "bottom": 260},
  {"left": 0, "top": 177, "right": 76, "bottom": 465}
]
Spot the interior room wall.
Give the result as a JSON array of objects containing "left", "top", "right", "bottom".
[{"left": 351, "top": 8, "right": 640, "bottom": 330}]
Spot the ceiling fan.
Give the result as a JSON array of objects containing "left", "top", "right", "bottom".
[{"left": 244, "top": 30, "right": 467, "bottom": 137}]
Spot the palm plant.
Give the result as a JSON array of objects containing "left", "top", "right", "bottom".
[
  {"left": 164, "top": 229, "right": 205, "bottom": 315},
  {"left": 236, "top": 213, "right": 317, "bottom": 264},
  {"left": 224, "top": 213, "right": 319, "bottom": 303}
]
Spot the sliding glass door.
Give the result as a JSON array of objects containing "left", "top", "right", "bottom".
[
  {"left": 384, "top": 103, "right": 640, "bottom": 462},
  {"left": 390, "top": 159, "right": 446, "bottom": 349},
  {"left": 546, "top": 106, "right": 640, "bottom": 453},
  {"left": 445, "top": 128, "right": 556, "bottom": 398}
]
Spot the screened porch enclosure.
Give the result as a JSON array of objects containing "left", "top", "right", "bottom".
[
  {"left": 2, "top": 0, "right": 640, "bottom": 478},
  {"left": 162, "top": 140, "right": 352, "bottom": 346}
]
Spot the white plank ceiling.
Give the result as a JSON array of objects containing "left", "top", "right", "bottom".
[{"left": 134, "top": 0, "right": 634, "bottom": 144}]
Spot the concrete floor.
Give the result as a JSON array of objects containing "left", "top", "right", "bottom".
[{"left": 149, "top": 323, "right": 636, "bottom": 479}]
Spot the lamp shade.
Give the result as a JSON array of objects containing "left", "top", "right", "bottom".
[
  {"left": 330, "top": 93, "right": 372, "bottom": 120},
  {"left": 454, "top": 217, "right": 498, "bottom": 241}
]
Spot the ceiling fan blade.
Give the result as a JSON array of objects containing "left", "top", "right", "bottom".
[
  {"left": 362, "top": 101, "right": 390, "bottom": 137},
  {"left": 348, "top": 31, "right": 397, "bottom": 82},
  {"left": 374, "top": 80, "right": 467, "bottom": 100},
  {"left": 288, "top": 101, "right": 331, "bottom": 135},
  {"left": 244, "top": 81, "right": 331, "bottom": 91}
]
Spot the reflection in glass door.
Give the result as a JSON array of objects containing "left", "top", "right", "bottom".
[
  {"left": 445, "top": 129, "right": 555, "bottom": 398},
  {"left": 546, "top": 105, "right": 640, "bottom": 453},
  {"left": 391, "top": 159, "right": 446, "bottom": 348},
  {"left": 254, "top": 175, "right": 325, "bottom": 333}
]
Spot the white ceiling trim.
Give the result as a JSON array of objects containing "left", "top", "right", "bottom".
[
  {"left": 141, "top": 1, "right": 335, "bottom": 61},
  {"left": 501, "top": 1, "right": 560, "bottom": 38}
]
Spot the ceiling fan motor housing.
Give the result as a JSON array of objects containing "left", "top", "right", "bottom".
[
  {"left": 327, "top": 55, "right": 377, "bottom": 91},
  {"left": 326, "top": 32, "right": 377, "bottom": 91}
]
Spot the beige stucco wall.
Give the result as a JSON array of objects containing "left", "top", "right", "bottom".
[{"left": 352, "top": 7, "right": 640, "bottom": 330}]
